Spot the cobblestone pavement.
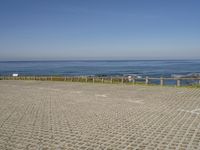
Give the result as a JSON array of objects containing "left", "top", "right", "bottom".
[{"left": 0, "top": 81, "right": 200, "bottom": 150}]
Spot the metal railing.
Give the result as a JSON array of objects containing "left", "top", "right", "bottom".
[{"left": 1, "top": 76, "right": 200, "bottom": 87}]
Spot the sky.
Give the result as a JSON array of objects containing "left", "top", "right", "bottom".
[{"left": 0, "top": 0, "right": 200, "bottom": 60}]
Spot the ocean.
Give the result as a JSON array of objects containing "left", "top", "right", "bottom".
[{"left": 0, "top": 60, "right": 200, "bottom": 78}]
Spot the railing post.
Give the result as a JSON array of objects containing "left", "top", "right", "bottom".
[
  {"left": 145, "top": 76, "right": 149, "bottom": 85},
  {"left": 160, "top": 77, "right": 164, "bottom": 86},
  {"left": 177, "top": 79, "right": 181, "bottom": 87},
  {"left": 132, "top": 77, "right": 135, "bottom": 84}
]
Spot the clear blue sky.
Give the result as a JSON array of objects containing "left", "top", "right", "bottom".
[{"left": 0, "top": 0, "right": 200, "bottom": 60}]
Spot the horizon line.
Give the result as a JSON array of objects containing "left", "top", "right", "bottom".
[{"left": 1, "top": 58, "right": 200, "bottom": 62}]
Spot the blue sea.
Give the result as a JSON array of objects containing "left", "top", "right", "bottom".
[{"left": 0, "top": 60, "right": 200, "bottom": 78}]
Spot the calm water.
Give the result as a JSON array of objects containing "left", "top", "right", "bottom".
[{"left": 0, "top": 60, "right": 200, "bottom": 78}]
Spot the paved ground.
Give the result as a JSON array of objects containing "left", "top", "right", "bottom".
[{"left": 0, "top": 81, "right": 200, "bottom": 150}]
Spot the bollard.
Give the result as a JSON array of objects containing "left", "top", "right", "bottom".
[
  {"left": 102, "top": 78, "right": 104, "bottom": 83},
  {"left": 145, "top": 76, "right": 149, "bottom": 85},
  {"left": 86, "top": 77, "right": 88, "bottom": 82},
  {"left": 121, "top": 77, "right": 124, "bottom": 84},
  {"left": 93, "top": 77, "right": 95, "bottom": 83},
  {"left": 177, "top": 79, "right": 181, "bottom": 87},
  {"left": 111, "top": 77, "right": 113, "bottom": 83},
  {"left": 160, "top": 77, "right": 164, "bottom": 86}
]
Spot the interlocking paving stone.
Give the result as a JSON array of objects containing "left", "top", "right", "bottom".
[{"left": 0, "top": 80, "right": 200, "bottom": 150}]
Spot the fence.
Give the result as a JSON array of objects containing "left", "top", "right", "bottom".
[{"left": 1, "top": 76, "right": 200, "bottom": 87}]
